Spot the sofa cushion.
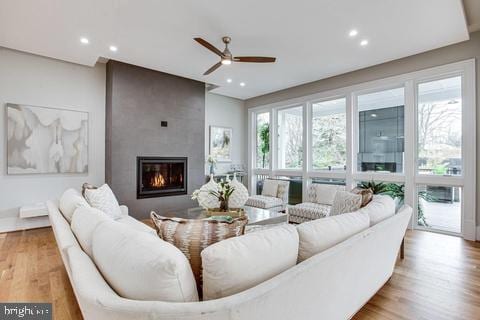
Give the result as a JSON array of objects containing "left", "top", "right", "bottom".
[
  {"left": 71, "top": 206, "right": 111, "bottom": 258},
  {"left": 358, "top": 195, "right": 395, "bottom": 226},
  {"left": 330, "top": 191, "right": 362, "bottom": 216},
  {"left": 297, "top": 211, "right": 370, "bottom": 262},
  {"left": 202, "top": 224, "right": 298, "bottom": 300},
  {"left": 117, "top": 215, "right": 156, "bottom": 235},
  {"left": 91, "top": 220, "right": 198, "bottom": 302},
  {"left": 83, "top": 184, "right": 122, "bottom": 219},
  {"left": 59, "top": 188, "right": 91, "bottom": 223},
  {"left": 288, "top": 202, "right": 331, "bottom": 223},
  {"left": 261, "top": 180, "right": 278, "bottom": 197},
  {"left": 245, "top": 195, "right": 283, "bottom": 209}
]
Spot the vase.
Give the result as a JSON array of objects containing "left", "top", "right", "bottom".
[
  {"left": 209, "top": 164, "right": 215, "bottom": 175},
  {"left": 197, "top": 175, "right": 220, "bottom": 209},
  {"left": 228, "top": 173, "right": 249, "bottom": 208}
]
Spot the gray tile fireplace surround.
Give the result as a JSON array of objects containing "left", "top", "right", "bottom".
[{"left": 105, "top": 60, "right": 205, "bottom": 220}]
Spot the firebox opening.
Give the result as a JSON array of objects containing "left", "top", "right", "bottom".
[{"left": 137, "top": 157, "right": 187, "bottom": 199}]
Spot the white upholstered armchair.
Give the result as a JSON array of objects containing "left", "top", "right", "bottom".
[
  {"left": 245, "top": 179, "right": 290, "bottom": 212},
  {"left": 287, "top": 184, "right": 344, "bottom": 223}
]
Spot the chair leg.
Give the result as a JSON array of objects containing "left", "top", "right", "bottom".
[{"left": 400, "top": 237, "right": 405, "bottom": 260}]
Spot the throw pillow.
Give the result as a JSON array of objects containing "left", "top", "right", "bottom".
[
  {"left": 91, "top": 220, "right": 198, "bottom": 302},
  {"left": 59, "top": 188, "right": 91, "bottom": 223},
  {"left": 83, "top": 184, "right": 122, "bottom": 219},
  {"left": 314, "top": 184, "right": 344, "bottom": 205},
  {"left": 357, "top": 195, "right": 396, "bottom": 226},
  {"left": 81, "top": 182, "right": 97, "bottom": 197},
  {"left": 202, "top": 224, "right": 298, "bottom": 300},
  {"left": 150, "top": 211, "right": 248, "bottom": 295},
  {"left": 351, "top": 187, "right": 374, "bottom": 207},
  {"left": 261, "top": 180, "right": 278, "bottom": 197},
  {"left": 330, "top": 191, "right": 362, "bottom": 216}
]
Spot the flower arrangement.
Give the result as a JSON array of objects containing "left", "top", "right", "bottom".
[{"left": 192, "top": 179, "right": 235, "bottom": 212}]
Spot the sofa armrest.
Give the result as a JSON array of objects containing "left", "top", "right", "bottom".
[{"left": 119, "top": 205, "right": 129, "bottom": 216}]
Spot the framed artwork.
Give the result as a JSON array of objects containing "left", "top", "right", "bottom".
[
  {"left": 209, "top": 126, "right": 232, "bottom": 162},
  {"left": 6, "top": 103, "right": 89, "bottom": 174}
]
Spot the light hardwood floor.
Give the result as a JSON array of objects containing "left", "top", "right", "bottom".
[{"left": 1, "top": 228, "right": 479, "bottom": 320}]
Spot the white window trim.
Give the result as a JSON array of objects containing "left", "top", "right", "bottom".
[{"left": 248, "top": 59, "right": 476, "bottom": 240}]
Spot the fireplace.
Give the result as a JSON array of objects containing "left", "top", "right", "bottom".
[{"left": 137, "top": 157, "right": 187, "bottom": 199}]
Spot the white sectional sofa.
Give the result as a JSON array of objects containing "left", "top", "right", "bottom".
[{"left": 48, "top": 189, "right": 411, "bottom": 320}]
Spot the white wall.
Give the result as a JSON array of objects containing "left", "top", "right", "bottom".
[
  {"left": 205, "top": 92, "right": 247, "bottom": 176},
  {"left": 0, "top": 47, "right": 106, "bottom": 232}
]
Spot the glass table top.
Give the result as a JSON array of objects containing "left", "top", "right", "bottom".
[{"left": 161, "top": 206, "right": 286, "bottom": 225}]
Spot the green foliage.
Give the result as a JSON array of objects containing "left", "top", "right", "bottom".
[
  {"left": 312, "top": 114, "right": 346, "bottom": 169},
  {"left": 208, "top": 180, "right": 236, "bottom": 211},
  {"left": 358, "top": 180, "right": 389, "bottom": 194},
  {"left": 433, "top": 164, "right": 447, "bottom": 175},
  {"left": 258, "top": 123, "right": 270, "bottom": 168},
  {"left": 358, "top": 180, "right": 435, "bottom": 227}
]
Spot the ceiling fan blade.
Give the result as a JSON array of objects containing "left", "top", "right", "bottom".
[
  {"left": 234, "top": 56, "right": 276, "bottom": 63},
  {"left": 203, "top": 62, "right": 222, "bottom": 75},
  {"left": 194, "top": 38, "right": 224, "bottom": 57}
]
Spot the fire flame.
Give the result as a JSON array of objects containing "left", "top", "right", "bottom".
[{"left": 151, "top": 173, "right": 166, "bottom": 188}]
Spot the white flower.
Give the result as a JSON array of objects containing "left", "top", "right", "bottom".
[{"left": 191, "top": 189, "right": 200, "bottom": 200}]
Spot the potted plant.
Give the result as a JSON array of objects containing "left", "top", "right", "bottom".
[
  {"left": 192, "top": 179, "right": 238, "bottom": 215},
  {"left": 358, "top": 180, "right": 434, "bottom": 227}
]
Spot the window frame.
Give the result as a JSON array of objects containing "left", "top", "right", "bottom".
[{"left": 247, "top": 59, "right": 476, "bottom": 240}]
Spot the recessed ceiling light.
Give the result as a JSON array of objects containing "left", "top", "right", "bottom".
[
  {"left": 226, "top": 78, "right": 232, "bottom": 83},
  {"left": 109, "top": 45, "right": 118, "bottom": 52},
  {"left": 349, "top": 29, "right": 358, "bottom": 37},
  {"left": 360, "top": 39, "right": 369, "bottom": 46},
  {"left": 371, "top": 113, "right": 377, "bottom": 117},
  {"left": 80, "top": 37, "right": 89, "bottom": 44},
  {"left": 240, "top": 82, "right": 246, "bottom": 87}
]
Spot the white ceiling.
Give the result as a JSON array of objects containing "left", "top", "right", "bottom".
[
  {"left": 463, "top": 0, "right": 480, "bottom": 32},
  {"left": 0, "top": 0, "right": 470, "bottom": 100}
]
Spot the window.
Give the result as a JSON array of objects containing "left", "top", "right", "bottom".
[
  {"left": 278, "top": 106, "right": 303, "bottom": 169},
  {"left": 255, "top": 112, "right": 270, "bottom": 169},
  {"left": 417, "top": 185, "right": 461, "bottom": 234},
  {"left": 248, "top": 60, "right": 475, "bottom": 240},
  {"left": 417, "top": 77, "right": 462, "bottom": 176},
  {"left": 311, "top": 98, "right": 346, "bottom": 170},
  {"left": 357, "top": 87, "right": 405, "bottom": 173}
]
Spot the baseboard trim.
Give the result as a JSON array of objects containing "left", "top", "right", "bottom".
[{"left": 0, "top": 215, "right": 50, "bottom": 233}]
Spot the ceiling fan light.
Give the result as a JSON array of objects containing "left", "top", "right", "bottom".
[{"left": 221, "top": 59, "right": 232, "bottom": 65}]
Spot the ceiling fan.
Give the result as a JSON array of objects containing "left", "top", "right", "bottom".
[{"left": 194, "top": 36, "right": 276, "bottom": 75}]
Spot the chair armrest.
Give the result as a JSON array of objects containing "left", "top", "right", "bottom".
[{"left": 119, "top": 205, "right": 129, "bottom": 216}]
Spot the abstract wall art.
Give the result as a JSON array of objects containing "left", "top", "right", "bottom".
[{"left": 6, "top": 103, "right": 88, "bottom": 174}]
